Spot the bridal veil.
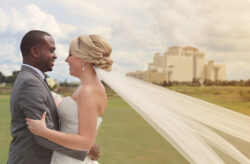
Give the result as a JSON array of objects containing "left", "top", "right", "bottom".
[{"left": 95, "top": 68, "right": 250, "bottom": 164}]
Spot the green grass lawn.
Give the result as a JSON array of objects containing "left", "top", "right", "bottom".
[
  {"left": 0, "top": 95, "right": 11, "bottom": 163},
  {"left": 96, "top": 97, "right": 188, "bottom": 164},
  {"left": 167, "top": 86, "right": 250, "bottom": 116},
  {"left": 1, "top": 86, "right": 249, "bottom": 163}
]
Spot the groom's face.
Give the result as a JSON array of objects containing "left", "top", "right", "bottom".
[{"left": 37, "top": 35, "right": 57, "bottom": 72}]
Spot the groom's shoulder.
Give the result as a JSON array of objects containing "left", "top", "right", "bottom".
[
  {"left": 14, "top": 71, "right": 41, "bottom": 90},
  {"left": 11, "top": 71, "right": 43, "bottom": 101},
  {"left": 18, "top": 70, "right": 40, "bottom": 81}
]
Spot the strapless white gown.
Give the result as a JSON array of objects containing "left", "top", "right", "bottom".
[{"left": 50, "top": 96, "right": 102, "bottom": 164}]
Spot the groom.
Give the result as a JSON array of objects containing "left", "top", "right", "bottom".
[{"left": 8, "top": 30, "right": 99, "bottom": 164}]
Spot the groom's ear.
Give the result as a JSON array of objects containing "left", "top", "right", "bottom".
[{"left": 30, "top": 47, "right": 40, "bottom": 58}]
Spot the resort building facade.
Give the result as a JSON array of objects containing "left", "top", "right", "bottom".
[{"left": 127, "top": 46, "right": 225, "bottom": 83}]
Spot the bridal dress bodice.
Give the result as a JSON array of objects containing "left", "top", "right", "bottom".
[{"left": 51, "top": 96, "right": 102, "bottom": 164}]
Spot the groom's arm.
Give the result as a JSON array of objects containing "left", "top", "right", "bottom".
[{"left": 19, "top": 78, "right": 88, "bottom": 161}]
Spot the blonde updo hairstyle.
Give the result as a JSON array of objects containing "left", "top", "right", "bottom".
[{"left": 70, "top": 34, "right": 113, "bottom": 71}]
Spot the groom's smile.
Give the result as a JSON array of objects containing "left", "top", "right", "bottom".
[
  {"left": 38, "top": 35, "right": 57, "bottom": 72},
  {"left": 50, "top": 60, "right": 55, "bottom": 67}
]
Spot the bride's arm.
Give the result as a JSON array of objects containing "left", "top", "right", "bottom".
[{"left": 26, "top": 88, "right": 98, "bottom": 151}]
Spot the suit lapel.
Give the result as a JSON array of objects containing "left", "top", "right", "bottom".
[
  {"left": 21, "top": 65, "right": 57, "bottom": 110},
  {"left": 39, "top": 77, "right": 56, "bottom": 102}
]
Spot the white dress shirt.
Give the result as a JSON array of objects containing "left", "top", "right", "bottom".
[{"left": 22, "top": 64, "right": 45, "bottom": 79}]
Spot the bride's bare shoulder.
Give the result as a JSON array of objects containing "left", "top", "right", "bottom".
[
  {"left": 77, "top": 85, "right": 107, "bottom": 115},
  {"left": 79, "top": 85, "right": 101, "bottom": 97},
  {"left": 78, "top": 85, "right": 106, "bottom": 102}
]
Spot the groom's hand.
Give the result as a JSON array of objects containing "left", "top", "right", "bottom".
[{"left": 87, "top": 143, "right": 100, "bottom": 160}]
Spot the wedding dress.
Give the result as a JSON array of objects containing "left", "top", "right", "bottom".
[{"left": 50, "top": 96, "right": 102, "bottom": 164}]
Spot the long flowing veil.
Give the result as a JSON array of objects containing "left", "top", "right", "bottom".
[{"left": 95, "top": 68, "right": 250, "bottom": 164}]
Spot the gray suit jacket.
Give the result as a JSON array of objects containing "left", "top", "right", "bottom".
[{"left": 8, "top": 66, "right": 87, "bottom": 164}]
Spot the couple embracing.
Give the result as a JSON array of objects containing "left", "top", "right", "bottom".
[{"left": 8, "top": 30, "right": 112, "bottom": 164}]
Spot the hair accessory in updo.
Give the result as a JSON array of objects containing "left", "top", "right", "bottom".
[{"left": 70, "top": 34, "right": 113, "bottom": 71}]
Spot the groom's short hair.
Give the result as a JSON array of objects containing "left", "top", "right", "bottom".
[{"left": 20, "top": 30, "right": 51, "bottom": 58}]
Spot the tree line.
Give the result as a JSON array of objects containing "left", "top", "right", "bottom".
[
  {"left": 161, "top": 78, "right": 250, "bottom": 87},
  {"left": 0, "top": 71, "right": 19, "bottom": 84},
  {"left": 0, "top": 71, "right": 77, "bottom": 87},
  {"left": 1, "top": 71, "right": 250, "bottom": 87}
]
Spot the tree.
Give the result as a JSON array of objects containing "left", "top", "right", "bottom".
[
  {"left": 4, "top": 71, "right": 20, "bottom": 84},
  {"left": 0, "top": 71, "right": 6, "bottom": 83},
  {"left": 59, "top": 79, "right": 69, "bottom": 87}
]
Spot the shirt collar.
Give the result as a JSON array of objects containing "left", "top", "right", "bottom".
[{"left": 22, "top": 64, "right": 45, "bottom": 79}]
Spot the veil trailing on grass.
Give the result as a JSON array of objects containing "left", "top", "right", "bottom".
[{"left": 95, "top": 68, "right": 250, "bottom": 164}]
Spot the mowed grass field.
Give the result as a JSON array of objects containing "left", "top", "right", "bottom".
[
  {"left": 167, "top": 86, "right": 250, "bottom": 116},
  {"left": 0, "top": 86, "right": 249, "bottom": 163},
  {"left": 0, "top": 95, "right": 11, "bottom": 164}
]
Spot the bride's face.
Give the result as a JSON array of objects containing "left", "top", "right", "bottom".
[{"left": 65, "top": 48, "right": 83, "bottom": 77}]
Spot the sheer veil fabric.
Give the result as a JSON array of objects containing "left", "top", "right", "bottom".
[{"left": 95, "top": 68, "right": 250, "bottom": 164}]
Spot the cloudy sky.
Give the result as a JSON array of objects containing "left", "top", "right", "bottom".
[{"left": 0, "top": 0, "right": 250, "bottom": 81}]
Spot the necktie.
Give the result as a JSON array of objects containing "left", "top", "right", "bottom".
[{"left": 44, "top": 78, "right": 49, "bottom": 88}]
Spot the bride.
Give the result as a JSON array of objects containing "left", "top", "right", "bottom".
[
  {"left": 26, "top": 34, "right": 250, "bottom": 163},
  {"left": 26, "top": 34, "right": 113, "bottom": 164}
]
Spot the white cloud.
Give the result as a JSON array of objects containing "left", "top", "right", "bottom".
[
  {"left": 55, "top": 43, "right": 69, "bottom": 63},
  {"left": 0, "top": 43, "right": 21, "bottom": 63},
  {"left": 0, "top": 64, "right": 20, "bottom": 76},
  {"left": 0, "top": 0, "right": 250, "bottom": 81},
  {"left": 54, "top": 0, "right": 124, "bottom": 22},
  {"left": 147, "top": 0, "right": 250, "bottom": 80},
  {"left": 226, "top": 62, "right": 250, "bottom": 80},
  {"left": 0, "top": 8, "right": 8, "bottom": 33},
  {"left": 149, "top": 0, "right": 250, "bottom": 50},
  {"left": 0, "top": 43, "right": 21, "bottom": 76},
  {"left": 8, "top": 8, "right": 27, "bottom": 34},
  {"left": 0, "top": 4, "right": 77, "bottom": 41}
]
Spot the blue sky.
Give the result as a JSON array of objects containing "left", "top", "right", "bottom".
[{"left": 0, "top": 0, "right": 250, "bottom": 82}]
